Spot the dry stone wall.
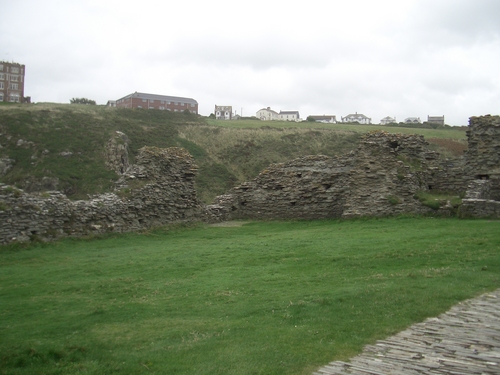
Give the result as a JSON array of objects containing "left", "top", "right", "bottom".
[{"left": 0, "top": 146, "right": 202, "bottom": 244}]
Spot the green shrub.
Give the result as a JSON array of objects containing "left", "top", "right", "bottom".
[
  {"left": 415, "top": 191, "right": 462, "bottom": 210},
  {"left": 387, "top": 195, "right": 401, "bottom": 205}
]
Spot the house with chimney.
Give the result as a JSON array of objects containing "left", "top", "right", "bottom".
[
  {"left": 256, "top": 107, "right": 279, "bottom": 121},
  {"left": 341, "top": 112, "right": 371, "bottom": 124},
  {"left": 380, "top": 116, "right": 396, "bottom": 125},
  {"left": 427, "top": 115, "right": 445, "bottom": 125},
  {"left": 214, "top": 105, "right": 232, "bottom": 120}
]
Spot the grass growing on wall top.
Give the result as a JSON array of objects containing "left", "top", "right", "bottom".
[{"left": 1, "top": 217, "right": 499, "bottom": 375}]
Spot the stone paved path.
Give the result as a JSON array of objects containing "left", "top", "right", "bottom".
[{"left": 313, "top": 289, "right": 500, "bottom": 375}]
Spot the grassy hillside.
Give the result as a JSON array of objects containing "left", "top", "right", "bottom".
[
  {"left": 0, "top": 104, "right": 467, "bottom": 202},
  {"left": 1, "top": 217, "right": 499, "bottom": 375}
]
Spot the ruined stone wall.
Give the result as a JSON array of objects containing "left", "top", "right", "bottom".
[
  {"left": 342, "top": 136, "right": 429, "bottom": 218},
  {"left": 211, "top": 132, "right": 442, "bottom": 221},
  {"left": 464, "top": 115, "right": 500, "bottom": 200},
  {"left": 459, "top": 115, "right": 500, "bottom": 217},
  {"left": 428, "top": 158, "right": 468, "bottom": 194},
  {"left": 2, "top": 119, "right": 496, "bottom": 244},
  {"left": 209, "top": 154, "right": 353, "bottom": 220},
  {"left": 0, "top": 146, "right": 202, "bottom": 244}
]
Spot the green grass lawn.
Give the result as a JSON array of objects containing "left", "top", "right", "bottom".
[{"left": 1, "top": 217, "right": 499, "bottom": 375}]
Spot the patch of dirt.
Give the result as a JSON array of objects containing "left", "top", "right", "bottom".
[{"left": 208, "top": 221, "right": 250, "bottom": 227}]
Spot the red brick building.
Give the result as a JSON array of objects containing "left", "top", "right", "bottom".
[
  {"left": 0, "top": 61, "right": 29, "bottom": 103},
  {"left": 115, "top": 92, "right": 198, "bottom": 114}
]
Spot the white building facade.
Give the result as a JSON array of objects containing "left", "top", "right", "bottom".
[
  {"left": 256, "top": 107, "right": 279, "bottom": 121},
  {"left": 341, "top": 112, "right": 372, "bottom": 124},
  {"left": 380, "top": 116, "right": 396, "bottom": 125}
]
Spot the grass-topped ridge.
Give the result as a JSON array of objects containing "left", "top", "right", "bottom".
[{"left": 0, "top": 104, "right": 466, "bottom": 202}]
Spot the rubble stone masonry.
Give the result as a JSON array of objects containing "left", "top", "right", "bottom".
[
  {"left": 460, "top": 115, "right": 500, "bottom": 217},
  {"left": 0, "top": 146, "right": 202, "bottom": 244},
  {"left": 2, "top": 115, "right": 499, "bottom": 244}
]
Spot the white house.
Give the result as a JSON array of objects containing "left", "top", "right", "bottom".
[
  {"left": 256, "top": 107, "right": 279, "bottom": 121},
  {"left": 404, "top": 117, "right": 421, "bottom": 123},
  {"left": 341, "top": 112, "right": 372, "bottom": 124},
  {"left": 308, "top": 115, "right": 337, "bottom": 123},
  {"left": 380, "top": 116, "right": 396, "bottom": 125},
  {"left": 279, "top": 110, "right": 300, "bottom": 121},
  {"left": 215, "top": 105, "right": 232, "bottom": 120}
]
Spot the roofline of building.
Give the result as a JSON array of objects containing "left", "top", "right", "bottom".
[
  {"left": 258, "top": 108, "right": 279, "bottom": 114},
  {"left": 116, "top": 92, "right": 198, "bottom": 104},
  {"left": 0, "top": 61, "right": 25, "bottom": 66}
]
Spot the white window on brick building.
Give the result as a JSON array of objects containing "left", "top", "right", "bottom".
[
  {"left": 11, "top": 75, "right": 18, "bottom": 82},
  {"left": 0, "top": 73, "right": 4, "bottom": 80},
  {"left": 10, "top": 83, "right": 18, "bottom": 90}
]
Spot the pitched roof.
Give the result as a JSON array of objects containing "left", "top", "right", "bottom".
[
  {"left": 309, "top": 115, "right": 336, "bottom": 120},
  {"left": 258, "top": 107, "right": 279, "bottom": 115},
  {"left": 344, "top": 113, "right": 370, "bottom": 119},
  {"left": 279, "top": 110, "right": 300, "bottom": 115},
  {"left": 117, "top": 92, "right": 198, "bottom": 104}
]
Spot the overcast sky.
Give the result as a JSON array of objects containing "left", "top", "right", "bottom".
[{"left": 2, "top": 0, "right": 499, "bottom": 125}]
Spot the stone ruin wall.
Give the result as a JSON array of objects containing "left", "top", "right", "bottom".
[
  {"left": 0, "top": 145, "right": 203, "bottom": 244},
  {"left": 2, "top": 115, "right": 499, "bottom": 244},
  {"left": 208, "top": 131, "right": 467, "bottom": 221},
  {"left": 209, "top": 154, "right": 353, "bottom": 220},
  {"left": 460, "top": 115, "right": 500, "bottom": 217}
]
